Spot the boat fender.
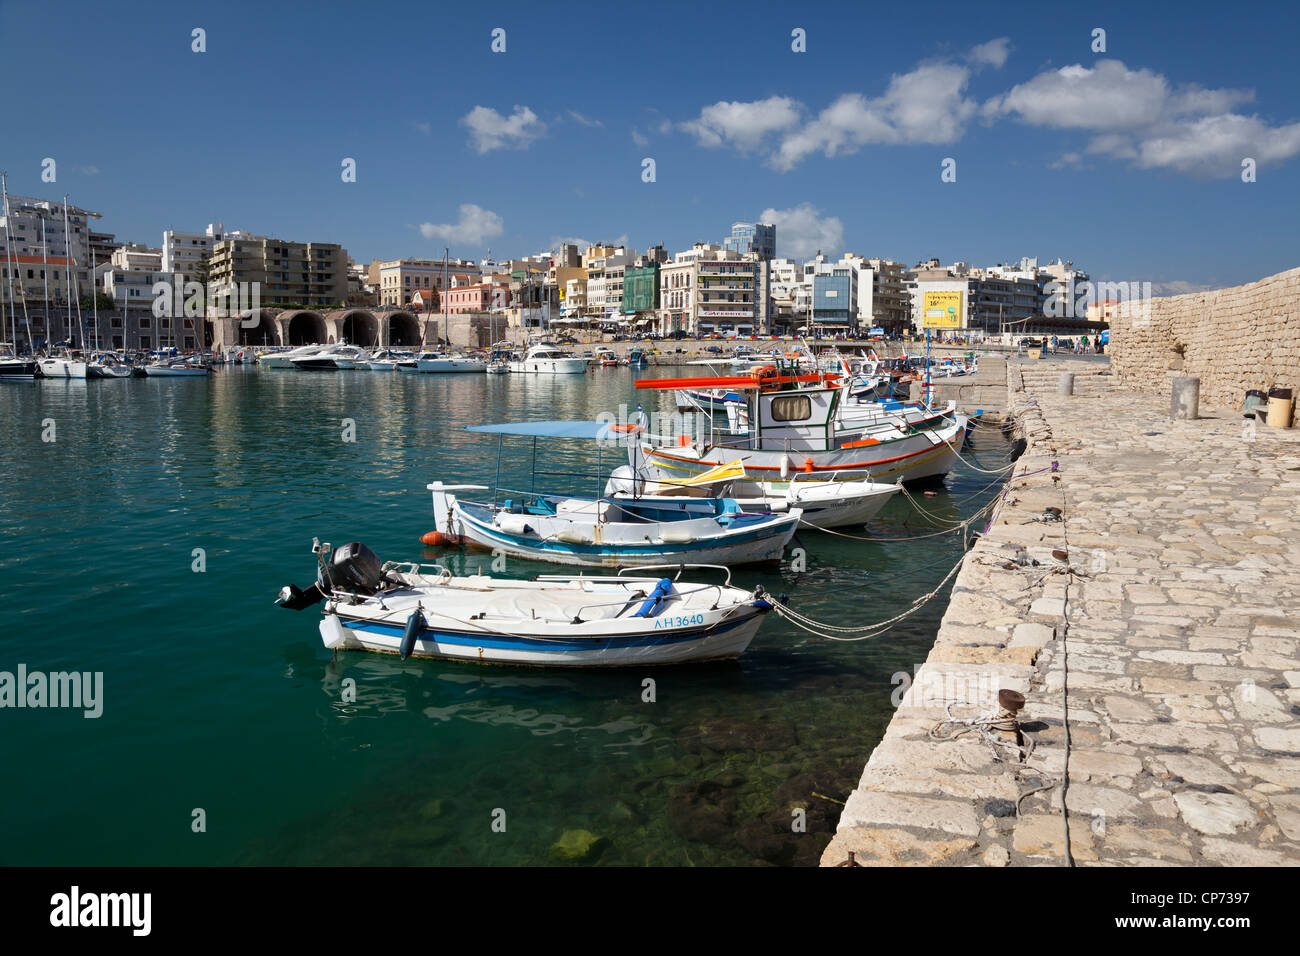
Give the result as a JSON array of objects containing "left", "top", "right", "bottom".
[
  {"left": 400, "top": 606, "right": 424, "bottom": 661},
  {"left": 632, "top": 578, "right": 674, "bottom": 618},
  {"left": 421, "top": 530, "right": 461, "bottom": 547},
  {"left": 660, "top": 529, "right": 697, "bottom": 544},
  {"left": 495, "top": 513, "right": 533, "bottom": 536},
  {"left": 780, "top": 455, "right": 791, "bottom": 480}
]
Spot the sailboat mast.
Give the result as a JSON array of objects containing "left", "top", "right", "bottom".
[
  {"left": 443, "top": 247, "right": 448, "bottom": 349},
  {"left": 91, "top": 241, "right": 99, "bottom": 350},
  {"left": 0, "top": 176, "right": 7, "bottom": 347},
  {"left": 2, "top": 174, "right": 33, "bottom": 349},
  {"left": 41, "top": 217, "right": 51, "bottom": 346},
  {"left": 63, "top": 196, "right": 76, "bottom": 348}
]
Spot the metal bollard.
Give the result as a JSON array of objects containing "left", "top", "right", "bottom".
[
  {"left": 1170, "top": 376, "right": 1200, "bottom": 420},
  {"left": 1058, "top": 372, "right": 1075, "bottom": 396}
]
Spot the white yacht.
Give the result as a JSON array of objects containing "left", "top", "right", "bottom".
[
  {"left": 292, "top": 344, "right": 367, "bottom": 370},
  {"left": 261, "top": 344, "right": 323, "bottom": 368},
  {"left": 508, "top": 343, "right": 589, "bottom": 375},
  {"left": 365, "top": 348, "right": 411, "bottom": 371},
  {"left": 416, "top": 351, "right": 487, "bottom": 373}
]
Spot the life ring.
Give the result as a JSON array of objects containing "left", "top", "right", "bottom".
[{"left": 611, "top": 423, "right": 643, "bottom": 434}]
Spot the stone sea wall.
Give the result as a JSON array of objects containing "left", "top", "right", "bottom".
[{"left": 1110, "top": 266, "right": 1300, "bottom": 411}]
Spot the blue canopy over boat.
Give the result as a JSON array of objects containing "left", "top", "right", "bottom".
[{"left": 466, "top": 420, "right": 620, "bottom": 440}]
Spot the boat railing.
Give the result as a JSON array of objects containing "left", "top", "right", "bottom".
[{"left": 615, "top": 563, "right": 733, "bottom": 588}]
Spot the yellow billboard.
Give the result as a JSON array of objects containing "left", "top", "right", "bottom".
[{"left": 921, "top": 290, "right": 964, "bottom": 329}]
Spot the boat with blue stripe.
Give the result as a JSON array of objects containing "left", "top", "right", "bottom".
[{"left": 279, "top": 541, "right": 773, "bottom": 667}]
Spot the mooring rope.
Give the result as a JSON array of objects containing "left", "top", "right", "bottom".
[{"left": 764, "top": 552, "right": 965, "bottom": 641}]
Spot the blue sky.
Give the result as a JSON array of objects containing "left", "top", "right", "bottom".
[{"left": 3, "top": 0, "right": 1297, "bottom": 292}]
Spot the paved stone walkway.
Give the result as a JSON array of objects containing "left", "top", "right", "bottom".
[{"left": 822, "top": 361, "right": 1300, "bottom": 866}]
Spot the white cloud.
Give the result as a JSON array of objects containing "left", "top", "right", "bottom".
[
  {"left": 566, "top": 111, "right": 603, "bottom": 128},
  {"left": 1128, "top": 113, "right": 1300, "bottom": 176},
  {"left": 986, "top": 59, "right": 1294, "bottom": 177},
  {"left": 760, "top": 203, "right": 843, "bottom": 259},
  {"left": 412, "top": 121, "right": 431, "bottom": 135},
  {"left": 1151, "top": 279, "right": 1220, "bottom": 296},
  {"left": 968, "top": 37, "right": 1011, "bottom": 70},
  {"left": 460, "top": 105, "right": 546, "bottom": 153},
  {"left": 772, "top": 61, "right": 977, "bottom": 171},
  {"left": 631, "top": 127, "right": 648, "bottom": 146},
  {"left": 681, "top": 96, "right": 803, "bottom": 150},
  {"left": 419, "top": 204, "right": 504, "bottom": 247},
  {"left": 80, "top": 165, "right": 100, "bottom": 176}
]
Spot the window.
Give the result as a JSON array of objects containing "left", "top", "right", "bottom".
[{"left": 769, "top": 395, "right": 812, "bottom": 422}]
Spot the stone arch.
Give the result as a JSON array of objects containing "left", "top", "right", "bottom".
[
  {"left": 281, "top": 309, "right": 327, "bottom": 346},
  {"left": 237, "top": 309, "right": 281, "bottom": 346},
  {"left": 384, "top": 310, "right": 421, "bottom": 347},
  {"left": 329, "top": 308, "right": 378, "bottom": 347}
]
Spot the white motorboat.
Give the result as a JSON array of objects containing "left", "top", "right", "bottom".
[
  {"left": 509, "top": 343, "right": 588, "bottom": 375},
  {"left": 278, "top": 540, "right": 773, "bottom": 667},
  {"left": 365, "top": 348, "right": 411, "bottom": 371},
  {"left": 260, "top": 344, "right": 323, "bottom": 368},
  {"left": 416, "top": 351, "right": 487, "bottom": 373},
  {"left": 293, "top": 344, "right": 367, "bottom": 370},
  {"left": 143, "top": 358, "right": 209, "bottom": 376}
]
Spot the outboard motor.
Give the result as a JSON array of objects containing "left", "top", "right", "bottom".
[
  {"left": 328, "top": 542, "right": 385, "bottom": 595},
  {"left": 277, "top": 540, "right": 386, "bottom": 611}
]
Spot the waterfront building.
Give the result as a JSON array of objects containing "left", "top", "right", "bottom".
[
  {"left": 620, "top": 253, "right": 662, "bottom": 330},
  {"left": 207, "top": 235, "right": 348, "bottom": 311},
  {"left": 444, "top": 281, "right": 510, "bottom": 314},
  {"left": 655, "top": 243, "right": 758, "bottom": 336},
  {"left": 376, "top": 256, "right": 481, "bottom": 307},
  {"left": 0, "top": 194, "right": 100, "bottom": 296}
]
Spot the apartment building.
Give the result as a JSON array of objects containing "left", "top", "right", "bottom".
[
  {"left": 162, "top": 224, "right": 240, "bottom": 276},
  {"left": 208, "top": 235, "right": 348, "bottom": 311},
  {"left": 0, "top": 194, "right": 100, "bottom": 296}
]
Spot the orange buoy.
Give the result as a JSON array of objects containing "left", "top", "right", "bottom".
[{"left": 421, "top": 531, "right": 457, "bottom": 547}]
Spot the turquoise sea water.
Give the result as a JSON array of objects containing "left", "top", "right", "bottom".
[{"left": 0, "top": 367, "right": 1009, "bottom": 866}]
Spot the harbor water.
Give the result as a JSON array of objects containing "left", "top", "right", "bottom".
[{"left": 0, "top": 367, "right": 1009, "bottom": 866}]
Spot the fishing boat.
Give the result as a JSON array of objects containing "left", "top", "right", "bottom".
[
  {"left": 625, "top": 347, "right": 649, "bottom": 369},
  {"left": 604, "top": 460, "right": 903, "bottom": 530},
  {"left": 278, "top": 540, "right": 773, "bottom": 667},
  {"left": 637, "top": 373, "right": 966, "bottom": 491},
  {"left": 424, "top": 420, "right": 802, "bottom": 568},
  {"left": 595, "top": 347, "right": 619, "bottom": 367},
  {"left": 509, "top": 342, "right": 588, "bottom": 375}
]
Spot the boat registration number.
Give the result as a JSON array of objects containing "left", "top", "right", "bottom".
[{"left": 654, "top": 613, "right": 705, "bottom": 630}]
